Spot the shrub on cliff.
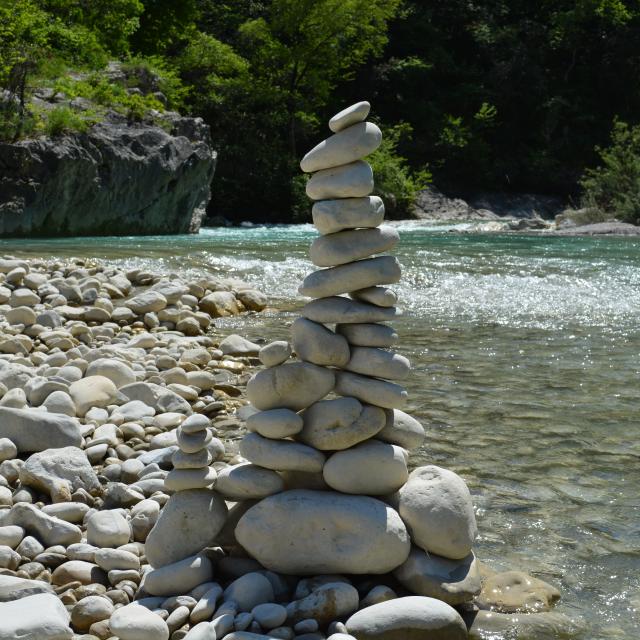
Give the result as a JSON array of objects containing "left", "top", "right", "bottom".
[{"left": 580, "top": 119, "right": 640, "bottom": 225}]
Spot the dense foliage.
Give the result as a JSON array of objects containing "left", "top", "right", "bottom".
[{"left": 2, "top": 0, "right": 640, "bottom": 223}]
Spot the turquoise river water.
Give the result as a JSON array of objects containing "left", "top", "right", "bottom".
[{"left": 3, "top": 222, "right": 639, "bottom": 638}]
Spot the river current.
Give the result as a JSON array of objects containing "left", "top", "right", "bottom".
[{"left": 4, "top": 223, "right": 640, "bottom": 637}]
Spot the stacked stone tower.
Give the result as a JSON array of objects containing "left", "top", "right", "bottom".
[{"left": 234, "top": 103, "right": 478, "bottom": 591}]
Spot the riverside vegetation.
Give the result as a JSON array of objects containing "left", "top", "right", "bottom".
[
  {"left": 0, "top": 105, "right": 572, "bottom": 640},
  {"left": 3, "top": 0, "right": 640, "bottom": 224}
]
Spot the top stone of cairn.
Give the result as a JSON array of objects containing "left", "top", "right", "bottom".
[{"left": 329, "top": 100, "right": 371, "bottom": 132}]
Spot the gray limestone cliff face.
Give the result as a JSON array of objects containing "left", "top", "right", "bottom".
[{"left": 0, "top": 114, "right": 216, "bottom": 237}]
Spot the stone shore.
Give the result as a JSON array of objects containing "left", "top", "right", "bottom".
[{"left": 0, "top": 221, "right": 573, "bottom": 634}]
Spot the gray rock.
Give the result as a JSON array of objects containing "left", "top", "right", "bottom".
[
  {"left": 258, "top": 341, "right": 291, "bottom": 367},
  {"left": 215, "top": 463, "right": 285, "bottom": 500},
  {"left": 329, "top": 101, "right": 370, "bottom": 133},
  {"left": 310, "top": 226, "right": 398, "bottom": 267},
  {"left": 0, "top": 407, "right": 82, "bottom": 452},
  {"left": 299, "top": 256, "right": 401, "bottom": 299},
  {"left": 252, "top": 603, "right": 287, "bottom": 629},
  {"left": 350, "top": 285, "right": 397, "bottom": 307},
  {"left": 240, "top": 432, "right": 325, "bottom": 473},
  {"left": 109, "top": 602, "right": 170, "bottom": 640},
  {"left": 20, "top": 446, "right": 100, "bottom": 503},
  {"left": 306, "top": 160, "right": 374, "bottom": 200},
  {"left": 145, "top": 489, "right": 227, "bottom": 568},
  {"left": 219, "top": 334, "right": 261, "bottom": 356},
  {"left": 345, "top": 596, "right": 467, "bottom": 640},
  {"left": 377, "top": 409, "right": 425, "bottom": 450},
  {"left": 5, "top": 503, "right": 82, "bottom": 546},
  {"left": 224, "top": 572, "right": 274, "bottom": 611},
  {"left": 68, "top": 375, "right": 118, "bottom": 416},
  {"left": 394, "top": 548, "right": 481, "bottom": 605},
  {"left": 335, "top": 322, "right": 398, "bottom": 347},
  {"left": 335, "top": 371, "right": 407, "bottom": 409},
  {"left": 0, "top": 592, "right": 73, "bottom": 639},
  {"left": 0, "top": 574, "right": 55, "bottom": 601},
  {"left": 301, "top": 121, "right": 382, "bottom": 173},
  {"left": 120, "top": 381, "right": 192, "bottom": 414},
  {"left": 345, "top": 346, "right": 410, "bottom": 380},
  {"left": 323, "top": 440, "right": 408, "bottom": 495},
  {"left": 298, "top": 398, "right": 386, "bottom": 451},
  {"left": 291, "top": 317, "right": 350, "bottom": 367},
  {"left": 85, "top": 358, "right": 136, "bottom": 388},
  {"left": 312, "top": 196, "right": 384, "bottom": 235},
  {"left": 86, "top": 510, "right": 130, "bottom": 548},
  {"left": 246, "top": 362, "right": 334, "bottom": 411},
  {"left": 302, "top": 297, "right": 399, "bottom": 325},
  {"left": 235, "top": 490, "right": 410, "bottom": 575},
  {"left": 287, "top": 582, "right": 359, "bottom": 624},
  {"left": 0, "top": 117, "right": 215, "bottom": 237},
  {"left": 127, "top": 290, "right": 167, "bottom": 314},
  {"left": 246, "top": 408, "right": 303, "bottom": 439},
  {"left": 398, "top": 465, "right": 477, "bottom": 560},
  {"left": 144, "top": 553, "right": 213, "bottom": 597}
]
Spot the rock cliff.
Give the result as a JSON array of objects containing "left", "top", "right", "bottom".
[{"left": 0, "top": 113, "right": 216, "bottom": 237}]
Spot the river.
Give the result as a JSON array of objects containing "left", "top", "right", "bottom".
[{"left": 3, "top": 223, "right": 640, "bottom": 637}]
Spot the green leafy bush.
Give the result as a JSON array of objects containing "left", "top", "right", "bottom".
[
  {"left": 44, "top": 106, "right": 90, "bottom": 137},
  {"left": 580, "top": 119, "right": 640, "bottom": 224}
]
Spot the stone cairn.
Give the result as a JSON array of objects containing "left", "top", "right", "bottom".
[{"left": 136, "top": 103, "right": 480, "bottom": 639}]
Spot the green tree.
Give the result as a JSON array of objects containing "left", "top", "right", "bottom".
[{"left": 580, "top": 119, "right": 640, "bottom": 224}]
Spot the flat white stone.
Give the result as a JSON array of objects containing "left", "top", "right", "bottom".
[
  {"left": 144, "top": 553, "right": 213, "bottom": 597},
  {"left": 329, "top": 101, "right": 370, "bottom": 132},
  {"left": 345, "top": 596, "right": 467, "bottom": 640},
  {"left": 172, "top": 448, "right": 212, "bottom": 469},
  {"left": 164, "top": 467, "right": 217, "bottom": 492},
  {"left": 310, "top": 226, "right": 398, "bottom": 267},
  {"left": 313, "top": 196, "right": 384, "bottom": 235},
  {"left": 336, "top": 322, "right": 398, "bottom": 347},
  {"left": 299, "top": 256, "right": 401, "bottom": 299},
  {"left": 323, "top": 440, "right": 408, "bottom": 495},
  {"left": 246, "top": 408, "right": 303, "bottom": 439},
  {"left": 350, "top": 286, "right": 397, "bottom": 307},
  {"left": 291, "top": 317, "right": 350, "bottom": 367},
  {"left": 235, "top": 490, "right": 410, "bottom": 575},
  {"left": 246, "top": 362, "right": 335, "bottom": 411},
  {"left": 215, "top": 463, "right": 284, "bottom": 500},
  {"left": 240, "top": 432, "right": 325, "bottom": 473},
  {"left": 377, "top": 409, "right": 425, "bottom": 450},
  {"left": 109, "top": 602, "right": 169, "bottom": 640},
  {"left": 306, "top": 161, "right": 374, "bottom": 201},
  {"left": 345, "top": 346, "right": 411, "bottom": 380},
  {"left": 69, "top": 375, "right": 117, "bottom": 417},
  {"left": 303, "top": 297, "right": 399, "bottom": 324},
  {"left": 399, "top": 465, "right": 477, "bottom": 560},
  {"left": 301, "top": 122, "right": 382, "bottom": 173},
  {"left": 298, "top": 398, "right": 386, "bottom": 451},
  {"left": 0, "top": 592, "right": 73, "bottom": 639},
  {"left": 335, "top": 370, "right": 407, "bottom": 409}
]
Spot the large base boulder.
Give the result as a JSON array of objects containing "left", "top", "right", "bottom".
[{"left": 235, "top": 489, "right": 410, "bottom": 575}]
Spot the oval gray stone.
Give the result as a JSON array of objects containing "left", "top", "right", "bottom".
[
  {"left": 301, "top": 122, "right": 382, "bottom": 173},
  {"left": 323, "top": 440, "right": 408, "bottom": 495},
  {"left": 313, "top": 196, "right": 384, "bottom": 235},
  {"left": 336, "top": 323, "right": 399, "bottom": 347},
  {"left": 398, "top": 465, "right": 477, "bottom": 560},
  {"left": 306, "top": 161, "right": 374, "bottom": 201},
  {"left": 291, "top": 318, "right": 350, "bottom": 368},
  {"left": 215, "top": 463, "right": 285, "bottom": 500},
  {"left": 351, "top": 286, "right": 397, "bottom": 307},
  {"left": 299, "top": 256, "right": 401, "bottom": 299},
  {"left": 345, "top": 596, "right": 468, "bottom": 640},
  {"left": 145, "top": 489, "right": 228, "bottom": 568},
  {"left": 246, "top": 408, "right": 303, "bottom": 439},
  {"left": 298, "top": 398, "right": 386, "bottom": 451},
  {"left": 329, "top": 101, "right": 370, "bottom": 133},
  {"left": 345, "top": 347, "right": 410, "bottom": 380},
  {"left": 246, "top": 362, "right": 335, "bottom": 411},
  {"left": 240, "top": 433, "right": 325, "bottom": 473},
  {"left": 303, "top": 298, "right": 400, "bottom": 325},
  {"left": 0, "top": 407, "right": 82, "bottom": 452},
  {"left": 310, "top": 226, "right": 398, "bottom": 267},
  {"left": 335, "top": 371, "right": 407, "bottom": 409},
  {"left": 235, "top": 490, "right": 410, "bottom": 575},
  {"left": 377, "top": 409, "right": 425, "bottom": 450}
]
